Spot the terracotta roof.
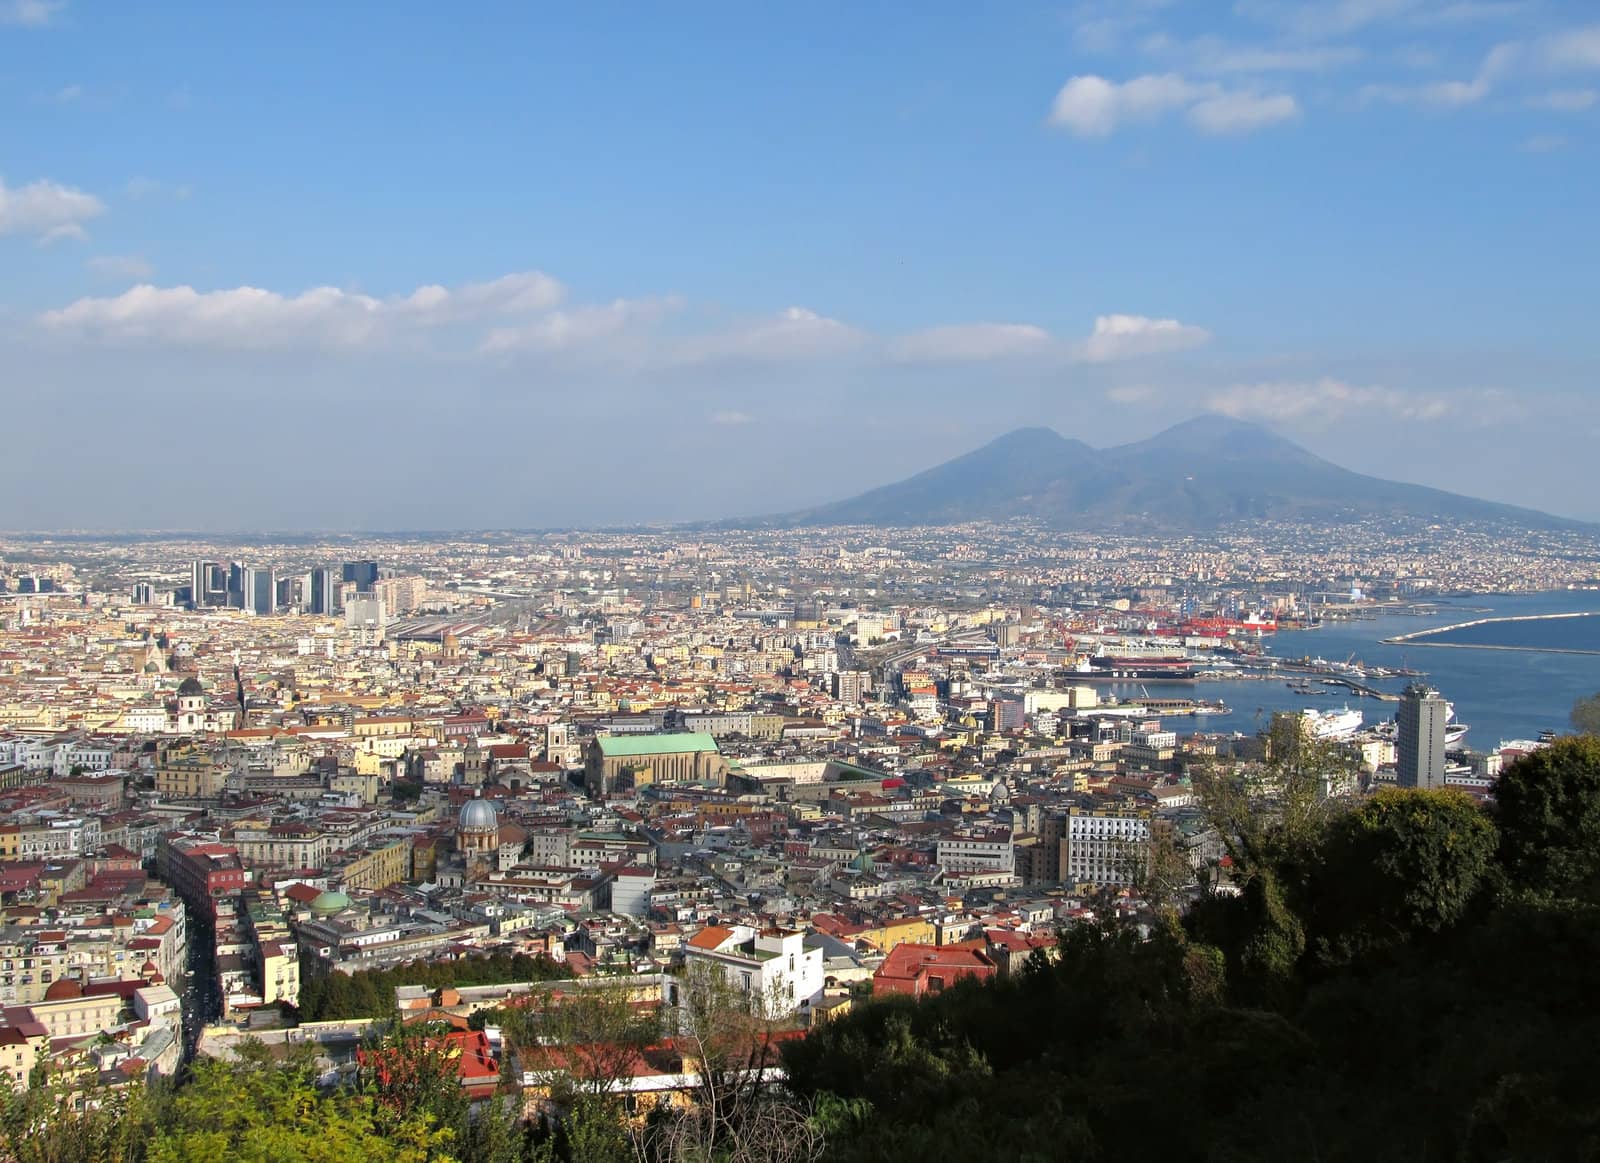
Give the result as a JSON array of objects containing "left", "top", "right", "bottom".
[{"left": 686, "top": 925, "right": 735, "bottom": 951}]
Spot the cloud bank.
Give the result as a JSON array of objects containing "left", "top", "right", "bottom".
[
  {"left": 36, "top": 274, "right": 1210, "bottom": 372},
  {"left": 0, "top": 177, "right": 104, "bottom": 242}
]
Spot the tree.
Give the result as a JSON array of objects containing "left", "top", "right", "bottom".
[
  {"left": 1191, "top": 714, "right": 1351, "bottom": 885},
  {"left": 1128, "top": 818, "right": 1195, "bottom": 910},
  {"left": 1311, "top": 788, "right": 1496, "bottom": 957},
  {"left": 149, "top": 1039, "right": 450, "bottom": 1162},
  {"left": 651, "top": 964, "right": 821, "bottom": 1163},
  {"left": 1570, "top": 691, "right": 1600, "bottom": 735},
  {"left": 360, "top": 1019, "right": 470, "bottom": 1138},
  {"left": 1494, "top": 734, "right": 1600, "bottom": 900},
  {"left": 0, "top": 1074, "right": 162, "bottom": 1163},
  {"left": 512, "top": 979, "right": 660, "bottom": 1104}
]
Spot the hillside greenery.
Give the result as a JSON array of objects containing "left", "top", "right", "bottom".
[
  {"left": 296, "top": 951, "right": 571, "bottom": 1021},
  {"left": 784, "top": 737, "right": 1600, "bottom": 1161}
]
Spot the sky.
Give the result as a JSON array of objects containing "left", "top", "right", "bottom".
[{"left": 1, "top": 0, "right": 1597, "bottom": 530}]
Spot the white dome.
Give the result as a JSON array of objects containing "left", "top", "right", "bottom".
[{"left": 458, "top": 797, "right": 498, "bottom": 830}]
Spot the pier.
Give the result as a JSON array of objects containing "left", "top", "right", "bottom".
[
  {"left": 1320, "top": 677, "right": 1400, "bottom": 702},
  {"left": 1383, "top": 610, "right": 1600, "bottom": 653}
]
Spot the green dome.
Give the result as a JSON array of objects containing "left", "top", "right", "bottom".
[{"left": 309, "top": 890, "right": 351, "bottom": 918}]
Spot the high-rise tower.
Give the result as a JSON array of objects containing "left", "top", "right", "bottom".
[{"left": 1397, "top": 683, "right": 1448, "bottom": 790}]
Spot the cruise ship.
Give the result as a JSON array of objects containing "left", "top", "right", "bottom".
[{"left": 1302, "top": 707, "right": 1363, "bottom": 741}]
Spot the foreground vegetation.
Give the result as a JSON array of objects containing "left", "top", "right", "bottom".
[
  {"left": 7, "top": 735, "right": 1598, "bottom": 1161},
  {"left": 785, "top": 735, "right": 1600, "bottom": 1160},
  {"left": 296, "top": 951, "right": 571, "bottom": 1022}
]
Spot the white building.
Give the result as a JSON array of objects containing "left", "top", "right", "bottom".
[
  {"left": 53, "top": 741, "right": 114, "bottom": 777},
  {"left": 610, "top": 867, "right": 657, "bottom": 918},
  {"left": 683, "top": 925, "right": 824, "bottom": 1017},
  {"left": 1065, "top": 807, "right": 1152, "bottom": 886},
  {"left": 935, "top": 834, "right": 1016, "bottom": 875},
  {"left": 345, "top": 596, "right": 387, "bottom": 646}
]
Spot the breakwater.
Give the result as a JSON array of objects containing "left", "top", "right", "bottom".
[{"left": 1383, "top": 611, "right": 1600, "bottom": 654}]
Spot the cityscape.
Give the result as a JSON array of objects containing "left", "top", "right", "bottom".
[
  {"left": 0, "top": 506, "right": 1595, "bottom": 1154},
  {"left": 5, "top": 0, "right": 1600, "bottom": 1159}
]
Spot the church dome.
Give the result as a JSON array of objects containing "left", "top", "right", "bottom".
[
  {"left": 459, "top": 797, "right": 498, "bottom": 830},
  {"left": 44, "top": 978, "right": 83, "bottom": 1001},
  {"left": 309, "top": 890, "right": 352, "bottom": 918},
  {"left": 176, "top": 677, "right": 204, "bottom": 698}
]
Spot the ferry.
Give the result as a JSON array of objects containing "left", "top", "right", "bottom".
[{"left": 1302, "top": 707, "right": 1363, "bottom": 741}]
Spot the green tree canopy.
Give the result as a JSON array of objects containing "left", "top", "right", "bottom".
[
  {"left": 1571, "top": 691, "right": 1600, "bottom": 735},
  {"left": 1311, "top": 787, "right": 1496, "bottom": 956},
  {"left": 1493, "top": 734, "right": 1600, "bottom": 900}
]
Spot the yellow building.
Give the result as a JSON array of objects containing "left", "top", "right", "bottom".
[
  {"left": 156, "top": 745, "right": 225, "bottom": 799},
  {"left": 0, "top": 1022, "right": 47, "bottom": 1090},
  {"left": 855, "top": 915, "right": 937, "bottom": 953},
  {"left": 28, "top": 983, "right": 123, "bottom": 1041},
  {"left": 339, "top": 837, "right": 413, "bottom": 892}
]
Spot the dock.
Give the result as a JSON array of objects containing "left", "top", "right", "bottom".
[{"left": 1320, "top": 677, "right": 1399, "bottom": 702}]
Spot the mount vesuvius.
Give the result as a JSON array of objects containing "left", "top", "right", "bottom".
[{"left": 746, "top": 415, "right": 1584, "bottom": 532}]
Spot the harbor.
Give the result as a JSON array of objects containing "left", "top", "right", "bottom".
[{"left": 1160, "top": 591, "right": 1598, "bottom": 744}]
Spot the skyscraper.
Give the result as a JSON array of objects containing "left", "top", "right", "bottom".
[
  {"left": 190, "top": 560, "right": 226, "bottom": 607},
  {"left": 342, "top": 560, "right": 379, "bottom": 592},
  {"left": 243, "top": 568, "right": 277, "bottom": 616},
  {"left": 1397, "top": 683, "right": 1448, "bottom": 790},
  {"left": 309, "top": 567, "right": 339, "bottom": 615}
]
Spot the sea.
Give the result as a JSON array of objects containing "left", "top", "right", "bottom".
[{"left": 1123, "top": 590, "right": 1600, "bottom": 749}]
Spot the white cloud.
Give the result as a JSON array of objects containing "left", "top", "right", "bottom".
[
  {"left": 1141, "top": 33, "right": 1362, "bottom": 74},
  {"left": 1188, "top": 90, "right": 1301, "bottom": 132},
  {"left": 1528, "top": 88, "right": 1598, "bottom": 111},
  {"left": 86, "top": 254, "right": 154, "bottom": 281},
  {"left": 1236, "top": 0, "right": 1528, "bottom": 37},
  {"left": 1049, "top": 73, "right": 1205, "bottom": 136},
  {"left": 885, "top": 315, "right": 1210, "bottom": 364},
  {"left": 1106, "top": 385, "right": 1159, "bottom": 404},
  {"left": 1234, "top": 0, "right": 1411, "bottom": 37},
  {"left": 40, "top": 271, "right": 567, "bottom": 349},
  {"left": 1207, "top": 377, "right": 1455, "bottom": 423},
  {"left": 1357, "top": 27, "right": 1600, "bottom": 110},
  {"left": 1080, "top": 314, "right": 1211, "bottom": 361},
  {"left": 1361, "top": 41, "right": 1516, "bottom": 107},
  {"left": 889, "top": 322, "right": 1053, "bottom": 363},
  {"left": 0, "top": 177, "right": 104, "bottom": 242},
  {"left": 480, "top": 296, "right": 678, "bottom": 354},
  {"left": 709, "top": 410, "right": 755, "bottom": 426},
  {"left": 35, "top": 267, "right": 1209, "bottom": 381},
  {"left": 673, "top": 306, "right": 866, "bottom": 364},
  {"left": 0, "top": 0, "right": 64, "bottom": 26},
  {"left": 1050, "top": 72, "right": 1298, "bottom": 136},
  {"left": 1069, "top": 0, "right": 1179, "bottom": 53},
  {"left": 1544, "top": 25, "right": 1600, "bottom": 71}
]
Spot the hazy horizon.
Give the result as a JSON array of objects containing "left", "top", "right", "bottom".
[
  {"left": 2, "top": 411, "right": 1595, "bottom": 535},
  {"left": 5, "top": 3, "right": 1598, "bottom": 529}
]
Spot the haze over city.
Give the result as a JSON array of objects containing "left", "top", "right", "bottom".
[{"left": 4, "top": 0, "right": 1599, "bottom": 530}]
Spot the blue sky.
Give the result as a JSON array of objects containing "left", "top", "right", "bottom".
[{"left": 1, "top": 0, "right": 1597, "bottom": 529}]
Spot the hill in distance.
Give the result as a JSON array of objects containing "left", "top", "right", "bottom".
[{"left": 756, "top": 414, "right": 1582, "bottom": 532}]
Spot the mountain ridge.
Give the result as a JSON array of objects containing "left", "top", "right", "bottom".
[{"left": 746, "top": 414, "right": 1585, "bottom": 532}]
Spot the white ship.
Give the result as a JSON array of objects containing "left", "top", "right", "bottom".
[
  {"left": 1373, "top": 704, "right": 1470, "bottom": 747},
  {"left": 1302, "top": 707, "right": 1363, "bottom": 741}
]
